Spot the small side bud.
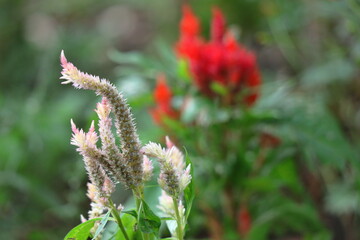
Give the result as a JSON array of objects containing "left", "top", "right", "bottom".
[
  {"left": 60, "top": 50, "right": 67, "bottom": 66},
  {"left": 165, "top": 136, "right": 175, "bottom": 149},
  {"left": 80, "top": 215, "right": 87, "bottom": 223},
  {"left": 142, "top": 155, "right": 153, "bottom": 182},
  {"left": 117, "top": 204, "right": 124, "bottom": 212},
  {"left": 179, "top": 164, "right": 192, "bottom": 191}
]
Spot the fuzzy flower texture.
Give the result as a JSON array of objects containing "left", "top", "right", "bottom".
[
  {"left": 142, "top": 137, "right": 190, "bottom": 238},
  {"left": 176, "top": 5, "right": 261, "bottom": 105},
  {"left": 60, "top": 51, "right": 152, "bottom": 192},
  {"left": 142, "top": 136, "right": 191, "bottom": 198}
]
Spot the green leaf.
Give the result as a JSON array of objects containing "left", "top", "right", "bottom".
[
  {"left": 139, "top": 200, "right": 161, "bottom": 234},
  {"left": 286, "top": 106, "right": 357, "bottom": 170},
  {"left": 101, "top": 215, "right": 137, "bottom": 240},
  {"left": 183, "top": 149, "right": 195, "bottom": 220},
  {"left": 246, "top": 222, "right": 270, "bottom": 240},
  {"left": 244, "top": 176, "right": 279, "bottom": 193},
  {"left": 210, "top": 82, "right": 228, "bottom": 96},
  {"left": 300, "top": 58, "right": 355, "bottom": 87},
  {"left": 64, "top": 217, "right": 102, "bottom": 240},
  {"left": 121, "top": 213, "right": 137, "bottom": 240},
  {"left": 92, "top": 210, "right": 111, "bottom": 240},
  {"left": 122, "top": 209, "right": 138, "bottom": 219},
  {"left": 177, "top": 59, "right": 191, "bottom": 82}
]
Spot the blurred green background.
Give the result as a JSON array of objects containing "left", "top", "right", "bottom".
[{"left": 1, "top": 0, "right": 360, "bottom": 239}]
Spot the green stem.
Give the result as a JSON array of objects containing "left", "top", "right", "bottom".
[
  {"left": 108, "top": 199, "right": 130, "bottom": 240},
  {"left": 172, "top": 198, "right": 184, "bottom": 240},
  {"left": 133, "top": 187, "right": 151, "bottom": 240}
]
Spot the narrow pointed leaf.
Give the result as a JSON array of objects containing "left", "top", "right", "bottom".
[
  {"left": 64, "top": 218, "right": 102, "bottom": 240},
  {"left": 92, "top": 210, "right": 111, "bottom": 239},
  {"left": 183, "top": 149, "right": 195, "bottom": 220},
  {"left": 139, "top": 200, "right": 161, "bottom": 234}
]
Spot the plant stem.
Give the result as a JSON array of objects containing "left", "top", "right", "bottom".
[
  {"left": 108, "top": 199, "right": 130, "bottom": 240},
  {"left": 133, "top": 187, "right": 151, "bottom": 240},
  {"left": 172, "top": 197, "right": 184, "bottom": 240}
]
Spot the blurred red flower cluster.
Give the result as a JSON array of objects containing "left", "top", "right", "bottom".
[
  {"left": 151, "top": 6, "right": 262, "bottom": 125},
  {"left": 150, "top": 74, "right": 179, "bottom": 125},
  {"left": 176, "top": 5, "right": 261, "bottom": 105}
]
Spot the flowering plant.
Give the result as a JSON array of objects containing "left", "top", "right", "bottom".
[
  {"left": 60, "top": 51, "right": 194, "bottom": 240},
  {"left": 138, "top": 5, "right": 355, "bottom": 240},
  {"left": 147, "top": 6, "right": 270, "bottom": 239},
  {"left": 175, "top": 6, "right": 261, "bottom": 106},
  {"left": 58, "top": 4, "right": 358, "bottom": 240}
]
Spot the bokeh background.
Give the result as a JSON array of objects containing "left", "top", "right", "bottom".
[{"left": 1, "top": 0, "right": 360, "bottom": 239}]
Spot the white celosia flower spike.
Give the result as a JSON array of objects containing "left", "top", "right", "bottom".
[
  {"left": 158, "top": 190, "right": 186, "bottom": 238},
  {"left": 70, "top": 119, "right": 98, "bottom": 151},
  {"left": 166, "top": 146, "right": 185, "bottom": 173},
  {"left": 95, "top": 97, "right": 134, "bottom": 188},
  {"left": 141, "top": 142, "right": 166, "bottom": 159},
  {"left": 70, "top": 119, "right": 120, "bottom": 197},
  {"left": 60, "top": 50, "right": 102, "bottom": 89},
  {"left": 61, "top": 51, "right": 144, "bottom": 187},
  {"left": 179, "top": 164, "right": 192, "bottom": 192},
  {"left": 143, "top": 137, "right": 191, "bottom": 198},
  {"left": 158, "top": 190, "right": 176, "bottom": 217}
]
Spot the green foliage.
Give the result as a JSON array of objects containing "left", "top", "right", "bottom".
[
  {"left": 138, "top": 200, "right": 161, "bottom": 235},
  {"left": 64, "top": 217, "right": 104, "bottom": 240},
  {"left": 123, "top": 209, "right": 138, "bottom": 219},
  {"left": 120, "top": 213, "right": 137, "bottom": 240},
  {"left": 92, "top": 210, "right": 111, "bottom": 239},
  {"left": 101, "top": 214, "right": 137, "bottom": 240},
  {"left": 183, "top": 151, "right": 195, "bottom": 221}
]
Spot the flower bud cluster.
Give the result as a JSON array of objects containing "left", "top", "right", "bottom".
[
  {"left": 70, "top": 120, "right": 113, "bottom": 196},
  {"left": 158, "top": 190, "right": 185, "bottom": 220},
  {"left": 142, "top": 155, "right": 153, "bottom": 182},
  {"left": 61, "top": 51, "right": 147, "bottom": 188},
  {"left": 82, "top": 181, "right": 114, "bottom": 240},
  {"left": 95, "top": 98, "right": 134, "bottom": 186},
  {"left": 158, "top": 190, "right": 186, "bottom": 238},
  {"left": 142, "top": 137, "right": 191, "bottom": 198}
]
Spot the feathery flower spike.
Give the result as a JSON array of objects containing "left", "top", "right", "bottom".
[
  {"left": 158, "top": 190, "right": 186, "bottom": 238},
  {"left": 95, "top": 97, "right": 134, "bottom": 188},
  {"left": 70, "top": 120, "right": 109, "bottom": 196},
  {"left": 70, "top": 119, "right": 122, "bottom": 196},
  {"left": 143, "top": 137, "right": 191, "bottom": 198},
  {"left": 61, "top": 51, "right": 144, "bottom": 187}
]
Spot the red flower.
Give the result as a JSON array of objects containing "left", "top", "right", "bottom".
[
  {"left": 176, "top": 6, "right": 261, "bottom": 105},
  {"left": 237, "top": 205, "right": 252, "bottom": 236},
  {"left": 175, "top": 5, "right": 203, "bottom": 62},
  {"left": 150, "top": 74, "right": 179, "bottom": 125}
]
